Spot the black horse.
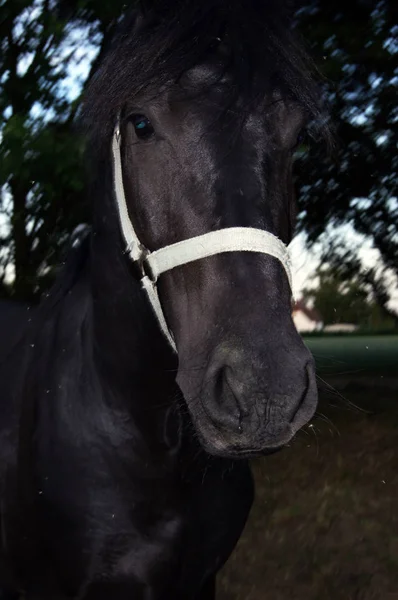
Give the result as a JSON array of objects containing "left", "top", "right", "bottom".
[{"left": 0, "top": 1, "right": 329, "bottom": 598}]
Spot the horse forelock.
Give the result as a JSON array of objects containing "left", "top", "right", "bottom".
[{"left": 81, "top": 0, "right": 331, "bottom": 156}]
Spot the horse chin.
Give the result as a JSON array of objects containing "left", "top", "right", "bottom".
[
  {"left": 203, "top": 443, "right": 284, "bottom": 460},
  {"left": 190, "top": 414, "right": 291, "bottom": 460}
]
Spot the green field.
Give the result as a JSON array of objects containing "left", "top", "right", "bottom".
[
  {"left": 218, "top": 336, "right": 398, "bottom": 600},
  {"left": 304, "top": 335, "right": 398, "bottom": 377},
  {"left": 219, "top": 389, "right": 398, "bottom": 600}
]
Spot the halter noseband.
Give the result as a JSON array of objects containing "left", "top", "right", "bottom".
[{"left": 112, "top": 123, "right": 292, "bottom": 353}]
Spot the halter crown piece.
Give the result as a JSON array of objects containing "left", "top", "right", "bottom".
[{"left": 112, "top": 123, "right": 293, "bottom": 353}]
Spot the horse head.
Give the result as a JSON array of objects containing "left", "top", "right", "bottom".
[{"left": 84, "top": 1, "right": 329, "bottom": 458}]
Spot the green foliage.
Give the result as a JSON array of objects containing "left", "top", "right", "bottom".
[
  {"left": 303, "top": 265, "right": 397, "bottom": 329},
  {"left": 294, "top": 0, "right": 397, "bottom": 313},
  {"left": 316, "top": 239, "right": 398, "bottom": 327},
  {"left": 1, "top": 0, "right": 86, "bottom": 298},
  {"left": 0, "top": 0, "right": 131, "bottom": 300}
]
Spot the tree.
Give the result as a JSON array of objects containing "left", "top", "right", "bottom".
[
  {"left": 0, "top": 0, "right": 127, "bottom": 300},
  {"left": 294, "top": 0, "right": 398, "bottom": 316},
  {"left": 302, "top": 265, "right": 396, "bottom": 329},
  {"left": 317, "top": 238, "right": 398, "bottom": 327}
]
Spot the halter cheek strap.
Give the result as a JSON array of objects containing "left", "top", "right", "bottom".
[{"left": 112, "top": 123, "right": 292, "bottom": 353}]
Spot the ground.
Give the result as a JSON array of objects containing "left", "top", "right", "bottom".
[{"left": 218, "top": 336, "right": 398, "bottom": 600}]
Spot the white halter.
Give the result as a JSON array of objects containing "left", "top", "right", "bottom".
[{"left": 112, "top": 124, "right": 292, "bottom": 353}]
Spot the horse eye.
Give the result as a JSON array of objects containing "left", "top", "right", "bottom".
[{"left": 131, "top": 114, "right": 154, "bottom": 140}]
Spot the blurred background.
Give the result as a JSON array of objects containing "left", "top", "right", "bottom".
[{"left": 1, "top": 1, "right": 397, "bottom": 598}]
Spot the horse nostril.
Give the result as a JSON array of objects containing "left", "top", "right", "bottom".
[
  {"left": 290, "top": 360, "right": 318, "bottom": 429},
  {"left": 214, "top": 366, "right": 226, "bottom": 401},
  {"left": 205, "top": 365, "right": 243, "bottom": 433}
]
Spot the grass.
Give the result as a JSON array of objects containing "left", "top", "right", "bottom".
[
  {"left": 217, "top": 339, "right": 398, "bottom": 600},
  {"left": 303, "top": 335, "right": 398, "bottom": 377}
]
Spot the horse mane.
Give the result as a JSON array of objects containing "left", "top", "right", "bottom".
[
  {"left": 82, "top": 0, "right": 331, "bottom": 153},
  {"left": 38, "top": 233, "right": 91, "bottom": 315}
]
